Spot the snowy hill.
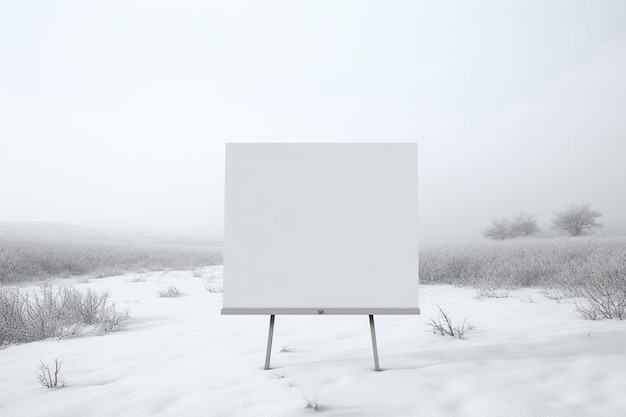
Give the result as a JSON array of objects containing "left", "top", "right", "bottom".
[{"left": 0, "top": 222, "right": 221, "bottom": 247}]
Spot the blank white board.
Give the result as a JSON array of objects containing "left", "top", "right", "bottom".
[{"left": 222, "top": 143, "right": 419, "bottom": 314}]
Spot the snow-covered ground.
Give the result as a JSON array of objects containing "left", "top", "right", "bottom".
[{"left": 1, "top": 267, "right": 625, "bottom": 417}]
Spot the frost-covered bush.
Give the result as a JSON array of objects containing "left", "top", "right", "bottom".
[
  {"left": 0, "top": 285, "right": 127, "bottom": 345},
  {"left": 569, "top": 255, "right": 626, "bottom": 320},
  {"left": 158, "top": 285, "right": 183, "bottom": 298},
  {"left": 540, "top": 288, "right": 570, "bottom": 302}
]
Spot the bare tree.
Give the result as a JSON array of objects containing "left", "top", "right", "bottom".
[
  {"left": 510, "top": 213, "right": 540, "bottom": 237},
  {"left": 551, "top": 204, "right": 602, "bottom": 237},
  {"left": 483, "top": 218, "right": 511, "bottom": 240}
]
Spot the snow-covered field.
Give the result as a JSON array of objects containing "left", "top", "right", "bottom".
[{"left": 1, "top": 267, "right": 625, "bottom": 417}]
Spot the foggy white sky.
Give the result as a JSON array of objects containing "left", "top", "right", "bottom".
[{"left": 1, "top": 1, "right": 625, "bottom": 246}]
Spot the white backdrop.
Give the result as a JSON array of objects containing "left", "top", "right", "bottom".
[{"left": 222, "top": 143, "right": 419, "bottom": 313}]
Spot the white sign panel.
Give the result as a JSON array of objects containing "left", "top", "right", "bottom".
[{"left": 222, "top": 143, "right": 419, "bottom": 314}]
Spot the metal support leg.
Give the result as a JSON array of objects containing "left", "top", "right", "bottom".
[
  {"left": 369, "top": 315, "right": 381, "bottom": 371},
  {"left": 264, "top": 315, "right": 275, "bottom": 370}
]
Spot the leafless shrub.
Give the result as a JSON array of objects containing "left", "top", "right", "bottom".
[
  {"left": 568, "top": 255, "right": 626, "bottom": 320},
  {"left": 159, "top": 285, "right": 183, "bottom": 298},
  {"left": 272, "top": 369, "right": 286, "bottom": 379},
  {"left": 279, "top": 340, "right": 291, "bottom": 353},
  {"left": 126, "top": 275, "right": 146, "bottom": 283},
  {"left": 205, "top": 283, "right": 223, "bottom": 293},
  {"left": 192, "top": 269, "right": 204, "bottom": 277},
  {"left": 0, "top": 287, "right": 25, "bottom": 346},
  {"left": 302, "top": 386, "right": 322, "bottom": 412},
  {"left": 475, "top": 288, "right": 510, "bottom": 299},
  {"left": 96, "top": 304, "right": 129, "bottom": 334},
  {"left": 36, "top": 359, "right": 64, "bottom": 388},
  {"left": 0, "top": 285, "right": 127, "bottom": 346},
  {"left": 575, "top": 302, "right": 602, "bottom": 320},
  {"left": 428, "top": 306, "right": 470, "bottom": 339},
  {"left": 540, "top": 288, "right": 569, "bottom": 302}
]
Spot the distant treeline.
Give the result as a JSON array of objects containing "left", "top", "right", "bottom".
[{"left": 0, "top": 238, "right": 222, "bottom": 283}]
